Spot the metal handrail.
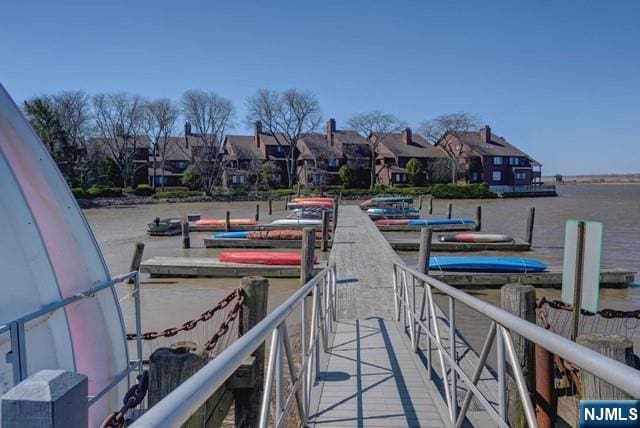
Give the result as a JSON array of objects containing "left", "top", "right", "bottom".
[
  {"left": 0, "top": 271, "right": 143, "bottom": 405},
  {"left": 392, "top": 262, "right": 640, "bottom": 427},
  {"left": 132, "top": 263, "right": 337, "bottom": 428}
]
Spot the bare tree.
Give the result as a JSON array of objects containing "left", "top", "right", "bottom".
[
  {"left": 419, "top": 112, "right": 481, "bottom": 183},
  {"left": 245, "top": 88, "right": 322, "bottom": 188},
  {"left": 181, "top": 89, "right": 234, "bottom": 195},
  {"left": 92, "top": 92, "right": 148, "bottom": 188},
  {"left": 347, "top": 111, "right": 406, "bottom": 189},
  {"left": 145, "top": 98, "right": 179, "bottom": 190}
]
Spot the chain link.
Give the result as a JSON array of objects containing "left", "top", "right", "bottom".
[
  {"left": 204, "top": 290, "right": 244, "bottom": 351},
  {"left": 537, "top": 297, "right": 640, "bottom": 319},
  {"left": 126, "top": 289, "right": 241, "bottom": 341},
  {"left": 100, "top": 371, "right": 149, "bottom": 428}
]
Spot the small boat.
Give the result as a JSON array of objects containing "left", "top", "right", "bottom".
[
  {"left": 288, "top": 208, "right": 324, "bottom": 219},
  {"left": 213, "top": 231, "right": 249, "bottom": 239},
  {"left": 360, "top": 196, "right": 413, "bottom": 209},
  {"left": 374, "top": 219, "right": 411, "bottom": 225},
  {"left": 147, "top": 217, "right": 182, "bottom": 236},
  {"left": 287, "top": 200, "right": 334, "bottom": 209},
  {"left": 439, "top": 233, "right": 513, "bottom": 243},
  {"left": 291, "top": 197, "right": 335, "bottom": 203},
  {"left": 367, "top": 207, "right": 419, "bottom": 216},
  {"left": 271, "top": 218, "right": 322, "bottom": 226},
  {"left": 409, "top": 219, "right": 475, "bottom": 226},
  {"left": 195, "top": 218, "right": 258, "bottom": 226},
  {"left": 429, "top": 256, "right": 546, "bottom": 273},
  {"left": 219, "top": 251, "right": 317, "bottom": 265}
]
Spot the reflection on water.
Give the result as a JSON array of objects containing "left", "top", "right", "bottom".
[{"left": 85, "top": 185, "right": 640, "bottom": 354}]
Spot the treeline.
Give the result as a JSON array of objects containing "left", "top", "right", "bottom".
[{"left": 23, "top": 87, "right": 480, "bottom": 192}]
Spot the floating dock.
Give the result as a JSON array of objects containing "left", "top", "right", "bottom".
[
  {"left": 376, "top": 222, "right": 477, "bottom": 232},
  {"left": 140, "top": 256, "right": 326, "bottom": 278},
  {"left": 388, "top": 237, "right": 531, "bottom": 252},
  {"left": 429, "top": 267, "right": 635, "bottom": 288}
]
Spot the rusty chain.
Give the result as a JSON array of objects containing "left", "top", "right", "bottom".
[
  {"left": 204, "top": 290, "right": 244, "bottom": 352},
  {"left": 537, "top": 297, "right": 640, "bottom": 319},
  {"left": 126, "top": 289, "right": 243, "bottom": 341},
  {"left": 101, "top": 370, "right": 149, "bottom": 428}
]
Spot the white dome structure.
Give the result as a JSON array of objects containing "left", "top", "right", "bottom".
[{"left": 0, "top": 84, "right": 128, "bottom": 426}]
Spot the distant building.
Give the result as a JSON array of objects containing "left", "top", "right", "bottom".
[
  {"left": 372, "top": 128, "right": 450, "bottom": 185},
  {"left": 436, "top": 125, "right": 542, "bottom": 186},
  {"left": 90, "top": 136, "right": 150, "bottom": 187},
  {"left": 148, "top": 135, "right": 192, "bottom": 187}
]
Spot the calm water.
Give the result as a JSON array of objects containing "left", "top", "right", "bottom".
[{"left": 84, "top": 184, "right": 640, "bottom": 352}]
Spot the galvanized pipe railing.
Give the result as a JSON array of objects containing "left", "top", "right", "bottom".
[
  {"left": 132, "top": 263, "right": 337, "bottom": 428},
  {"left": 393, "top": 262, "right": 640, "bottom": 428}
]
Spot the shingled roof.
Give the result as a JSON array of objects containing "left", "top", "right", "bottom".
[
  {"left": 374, "top": 131, "right": 449, "bottom": 159},
  {"left": 297, "top": 133, "right": 342, "bottom": 159},
  {"left": 333, "top": 130, "right": 370, "bottom": 159},
  {"left": 224, "top": 135, "right": 265, "bottom": 160}
]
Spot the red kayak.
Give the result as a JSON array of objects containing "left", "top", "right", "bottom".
[
  {"left": 291, "top": 197, "right": 335, "bottom": 203},
  {"left": 288, "top": 200, "right": 334, "bottom": 208},
  {"left": 374, "top": 219, "right": 411, "bottom": 225},
  {"left": 219, "top": 251, "right": 318, "bottom": 265},
  {"left": 195, "top": 218, "right": 258, "bottom": 226}
]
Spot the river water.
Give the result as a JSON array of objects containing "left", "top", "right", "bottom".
[{"left": 84, "top": 184, "right": 640, "bottom": 355}]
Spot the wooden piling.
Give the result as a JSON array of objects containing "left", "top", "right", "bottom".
[
  {"left": 447, "top": 203, "right": 452, "bottom": 219},
  {"left": 128, "top": 242, "right": 145, "bottom": 283},
  {"left": 535, "top": 344, "right": 556, "bottom": 428},
  {"left": 418, "top": 195, "right": 424, "bottom": 210},
  {"left": 332, "top": 199, "right": 339, "bottom": 233},
  {"left": 321, "top": 210, "right": 330, "bottom": 252},
  {"left": 225, "top": 211, "right": 231, "bottom": 232},
  {"left": 417, "top": 227, "right": 432, "bottom": 275},
  {"left": 181, "top": 220, "right": 190, "bottom": 249},
  {"left": 285, "top": 195, "right": 289, "bottom": 210},
  {"left": 296, "top": 183, "right": 301, "bottom": 197},
  {"left": 268, "top": 199, "right": 272, "bottom": 215},
  {"left": 501, "top": 284, "right": 536, "bottom": 428},
  {"left": 428, "top": 197, "right": 433, "bottom": 215},
  {"left": 576, "top": 334, "right": 634, "bottom": 400},
  {"left": 255, "top": 204, "right": 260, "bottom": 222},
  {"left": 526, "top": 207, "right": 535, "bottom": 245},
  {"left": 301, "top": 227, "right": 316, "bottom": 284},
  {"left": 338, "top": 192, "right": 342, "bottom": 205},
  {"left": 235, "top": 276, "right": 269, "bottom": 427},
  {"left": 475, "top": 206, "right": 482, "bottom": 232}
]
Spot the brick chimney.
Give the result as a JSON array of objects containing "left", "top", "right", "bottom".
[
  {"left": 184, "top": 122, "right": 191, "bottom": 148},
  {"left": 326, "top": 118, "right": 336, "bottom": 146},
  {"left": 483, "top": 125, "right": 491, "bottom": 144},
  {"left": 402, "top": 128, "right": 412, "bottom": 145},
  {"left": 254, "top": 120, "right": 262, "bottom": 148}
]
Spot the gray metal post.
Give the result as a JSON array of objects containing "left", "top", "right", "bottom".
[{"left": 2, "top": 370, "right": 88, "bottom": 428}]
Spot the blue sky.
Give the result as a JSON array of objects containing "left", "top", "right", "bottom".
[{"left": 2, "top": 0, "right": 639, "bottom": 175}]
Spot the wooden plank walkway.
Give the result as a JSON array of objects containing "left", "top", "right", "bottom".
[{"left": 309, "top": 206, "right": 448, "bottom": 427}]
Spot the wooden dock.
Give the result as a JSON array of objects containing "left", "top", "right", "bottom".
[
  {"left": 429, "top": 267, "right": 635, "bottom": 288},
  {"left": 388, "top": 237, "right": 531, "bottom": 252},
  {"left": 376, "top": 222, "right": 477, "bottom": 232},
  {"left": 139, "top": 256, "right": 325, "bottom": 278},
  {"left": 309, "top": 205, "right": 449, "bottom": 426},
  {"left": 203, "top": 237, "right": 329, "bottom": 249}
]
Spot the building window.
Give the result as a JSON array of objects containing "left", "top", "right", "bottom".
[
  {"left": 469, "top": 171, "right": 479, "bottom": 182},
  {"left": 395, "top": 173, "right": 405, "bottom": 183},
  {"left": 515, "top": 172, "right": 527, "bottom": 180},
  {"left": 328, "top": 158, "right": 340, "bottom": 167},
  {"left": 493, "top": 156, "right": 503, "bottom": 166},
  {"left": 509, "top": 157, "right": 519, "bottom": 166},
  {"left": 231, "top": 175, "right": 245, "bottom": 184},
  {"left": 492, "top": 171, "right": 502, "bottom": 182},
  {"left": 274, "top": 145, "right": 285, "bottom": 154},
  {"left": 176, "top": 161, "right": 188, "bottom": 169}
]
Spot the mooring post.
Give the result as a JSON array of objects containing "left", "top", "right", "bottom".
[
  {"left": 526, "top": 207, "right": 535, "bottom": 245},
  {"left": 418, "top": 195, "right": 424, "bottom": 210},
  {"left": 576, "top": 334, "right": 634, "bottom": 400},
  {"left": 128, "top": 242, "right": 145, "bottom": 283},
  {"left": 296, "top": 183, "right": 301, "bottom": 197},
  {"left": 285, "top": 195, "right": 289, "bottom": 211},
  {"left": 181, "top": 220, "right": 190, "bottom": 249},
  {"left": 475, "top": 206, "right": 482, "bottom": 232},
  {"left": 255, "top": 204, "right": 260, "bottom": 222},
  {"left": 332, "top": 199, "right": 339, "bottom": 233},
  {"left": 268, "top": 199, "right": 273, "bottom": 216},
  {"left": 1, "top": 370, "right": 88, "bottom": 428},
  {"left": 415, "top": 227, "right": 433, "bottom": 356},
  {"left": 447, "top": 202, "right": 452, "bottom": 219},
  {"left": 500, "top": 284, "right": 536, "bottom": 428},
  {"left": 235, "top": 276, "right": 269, "bottom": 428},
  {"left": 535, "top": 343, "right": 556, "bottom": 428},
  {"left": 321, "top": 210, "right": 330, "bottom": 252},
  {"left": 225, "top": 210, "right": 231, "bottom": 232},
  {"left": 301, "top": 227, "right": 316, "bottom": 284},
  {"left": 149, "top": 344, "right": 209, "bottom": 427},
  {"left": 428, "top": 197, "right": 433, "bottom": 215},
  {"left": 338, "top": 192, "right": 342, "bottom": 205}
]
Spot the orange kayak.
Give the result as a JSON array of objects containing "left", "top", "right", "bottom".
[
  {"left": 374, "top": 219, "right": 411, "bottom": 225},
  {"left": 219, "top": 251, "right": 318, "bottom": 265},
  {"left": 291, "top": 197, "right": 335, "bottom": 203},
  {"left": 287, "top": 200, "right": 334, "bottom": 208},
  {"left": 195, "top": 218, "right": 258, "bottom": 226}
]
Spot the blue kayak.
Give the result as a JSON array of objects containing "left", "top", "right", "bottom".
[
  {"left": 409, "top": 219, "right": 475, "bottom": 226},
  {"left": 429, "top": 256, "right": 547, "bottom": 273},
  {"left": 213, "top": 231, "right": 249, "bottom": 239}
]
